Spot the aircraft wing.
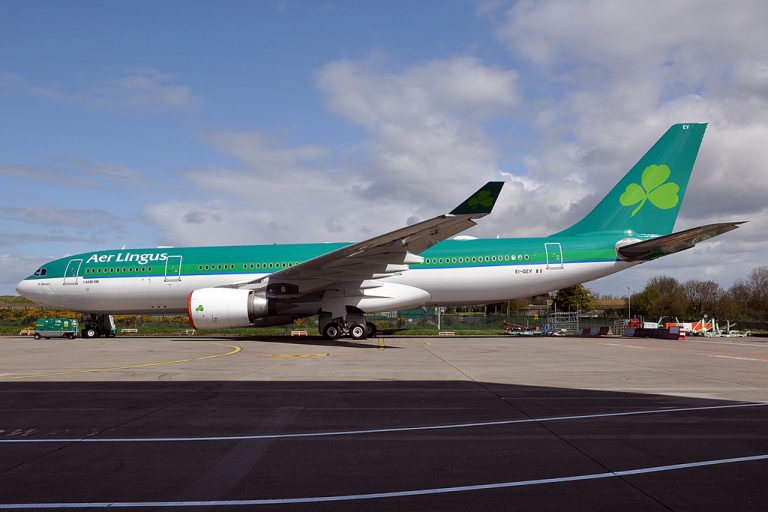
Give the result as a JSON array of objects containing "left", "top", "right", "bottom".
[
  {"left": 617, "top": 221, "right": 745, "bottom": 262},
  {"left": 231, "top": 182, "right": 504, "bottom": 299}
]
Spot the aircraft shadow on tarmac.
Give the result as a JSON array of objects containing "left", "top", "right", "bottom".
[
  {"left": 201, "top": 335, "right": 401, "bottom": 349},
  {"left": 1, "top": 380, "right": 767, "bottom": 511}
]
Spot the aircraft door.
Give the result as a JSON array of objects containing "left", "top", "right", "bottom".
[
  {"left": 164, "top": 255, "right": 182, "bottom": 282},
  {"left": 63, "top": 259, "right": 83, "bottom": 285},
  {"left": 545, "top": 243, "right": 563, "bottom": 270}
]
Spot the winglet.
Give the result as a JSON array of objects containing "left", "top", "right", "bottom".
[{"left": 450, "top": 181, "right": 504, "bottom": 216}]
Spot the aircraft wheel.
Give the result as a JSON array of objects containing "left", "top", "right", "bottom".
[
  {"left": 323, "top": 323, "right": 342, "bottom": 340},
  {"left": 349, "top": 323, "right": 367, "bottom": 340},
  {"left": 365, "top": 322, "right": 377, "bottom": 338}
]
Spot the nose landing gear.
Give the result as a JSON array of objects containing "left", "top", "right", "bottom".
[{"left": 80, "top": 314, "right": 117, "bottom": 338}]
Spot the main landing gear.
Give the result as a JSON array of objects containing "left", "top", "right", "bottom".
[{"left": 319, "top": 312, "right": 377, "bottom": 340}]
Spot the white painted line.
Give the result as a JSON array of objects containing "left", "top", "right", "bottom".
[
  {"left": 700, "top": 354, "right": 768, "bottom": 363},
  {"left": 685, "top": 339, "right": 768, "bottom": 349},
  {"left": 1, "top": 453, "right": 767, "bottom": 508},
  {"left": 597, "top": 343, "right": 647, "bottom": 349},
  {"left": 1, "top": 402, "right": 764, "bottom": 444}
]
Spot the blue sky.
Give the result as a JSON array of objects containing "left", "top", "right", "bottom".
[{"left": 2, "top": 0, "right": 768, "bottom": 296}]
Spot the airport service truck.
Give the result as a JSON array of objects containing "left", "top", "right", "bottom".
[{"left": 34, "top": 318, "right": 79, "bottom": 340}]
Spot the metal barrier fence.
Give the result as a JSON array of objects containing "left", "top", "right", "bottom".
[{"left": 3, "top": 309, "right": 767, "bottom": 335}]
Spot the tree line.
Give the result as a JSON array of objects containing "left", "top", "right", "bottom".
[
  {"left": 631, "top": 266, "right": 768, "bottom": 320},
  {"left": 551, "top": 266, "right": 768, "bottom": 321}
]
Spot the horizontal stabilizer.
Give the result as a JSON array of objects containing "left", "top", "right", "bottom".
[{"left": 617, "top": 222, "right": 745, "bottom": 261}]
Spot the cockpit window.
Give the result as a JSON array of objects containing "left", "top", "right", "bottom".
[{"left": 33, "top": 268, "right": 47, "bottom": 276}]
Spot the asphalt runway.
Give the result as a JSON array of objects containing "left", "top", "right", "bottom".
[{"left": 1, "top": 334, "right": 768, "bottom": 511}]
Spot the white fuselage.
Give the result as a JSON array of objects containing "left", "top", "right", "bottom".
[{"left": 17, "top": 260, "right": 636, "bottom": 315}]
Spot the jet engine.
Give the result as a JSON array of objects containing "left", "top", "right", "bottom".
[{"left": 187, "top": 288, "right": 269, "bottom": 329}]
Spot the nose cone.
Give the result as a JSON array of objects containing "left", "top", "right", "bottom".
[{"left": 16, "top": 278, "right": 33, "bottom": 299}]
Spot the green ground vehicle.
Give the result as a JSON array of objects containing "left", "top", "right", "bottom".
[{"left": 33, "top": 318, "right": 79, "bottom": 340}]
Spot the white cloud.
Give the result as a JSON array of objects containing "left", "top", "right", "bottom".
[
  {"left": 0, "top": 158, "right": 144, "bottom": 189},
  {"left": 316, "top": 56, "right": 519, "bottom": 205},
  {"left": 0, "top": 232, "right": 102, "bottom": 247},
  {"left": 0, "top": 68, "right": 197, "bottom": 112},
  {"left": 0, "top": 164, "right": 95, "bottom": 189},
  {"left": 144, "top": 56, "right": 523, "bottom": 246},
  {"left": 490, "top": 0, "right": 768, "bottom": 294},
  {"left": 0, "top": 253, "right": 50, "bottom": 292},
  {"left": 1, "top": 206, "right": 126, "bottom": 232},
  {"left": 203, "top": 130, "right": 329, "bottom": 172}
]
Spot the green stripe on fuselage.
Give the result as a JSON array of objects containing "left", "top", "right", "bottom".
[{"left": 23, "top": 232, "right": 637, "bottom": 281}]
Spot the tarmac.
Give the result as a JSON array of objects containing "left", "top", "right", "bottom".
[{"left": 1, "top": 334, "right": 767, "bottom": 511}]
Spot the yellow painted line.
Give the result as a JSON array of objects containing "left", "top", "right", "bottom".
[
  {"left": 265, "top": 353, "right": 329, "bottom": 359},
  {"left": 378, "top": 338, "right": 386, "bottom": 350},
  {"left": 0, "top": 342, "right": 242, "bottom": 380}
]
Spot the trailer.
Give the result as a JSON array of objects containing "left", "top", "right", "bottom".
[{"left": 33, "top": 318, "right": 79, "bottom": 340}]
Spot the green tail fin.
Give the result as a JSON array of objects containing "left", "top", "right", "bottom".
[{"left": 553, "top": 123, "right": 706, "bottom": 237}]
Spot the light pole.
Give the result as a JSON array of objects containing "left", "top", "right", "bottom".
[{"left": 627, "top": 286, "right": 632, "bottom": 320}]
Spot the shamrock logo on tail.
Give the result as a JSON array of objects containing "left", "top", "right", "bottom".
[
  {"left": 195, "top": 304, "right": 205, "bottom": 312},
  {"left": 619, "top": 164, "right": 680, "bottom": 217},
  {"left": 467, "top": 190, "right": 494, "bottom": 209}
]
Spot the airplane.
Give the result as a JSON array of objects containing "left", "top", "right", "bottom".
[{"left": 16, "top": 123, "right": 744, "bottom": 340}]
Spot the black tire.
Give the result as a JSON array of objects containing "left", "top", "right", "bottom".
[
  {"left": 366, "top": 321, "right": 377, "bottom": 338},
  {"left": 349, "top": 323, "right": 366, "bottom": 340},
  {"left": 323, "top": 323, "right": 342, "bottom": 340},
  {"left": 68, "top": 333, "right": 76, "bottom": 340},
  {"left": 33, "top": 333, "right": 41, "bottom": 340},
  {"left": 84, "top": 328, "right": 97, "bottom": 339}
]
